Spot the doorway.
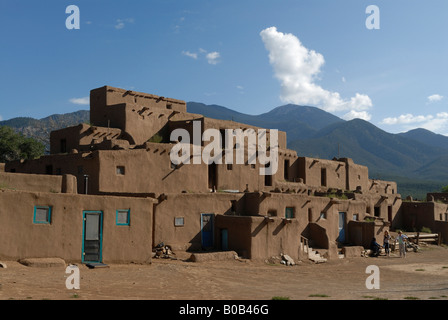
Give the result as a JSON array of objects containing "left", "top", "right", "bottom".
[
  {"left": 338, "top": 212, "right": 346, "bottom": 243},
  {"left": 201, "top": 213, "right": 214, "bottom": 249},
  {"left": 221, "top": 229, "right": 228, "bottom": 251},
  {"left": 208, "top": 164, "right": 217, "bottom": 190},
  {"left": 82, "top": 211, "right": 103, "bottom": 263}
]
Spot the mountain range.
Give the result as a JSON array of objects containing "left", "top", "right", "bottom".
[{"left": 1, "top": 104, "right": 447, "bottom": 199}]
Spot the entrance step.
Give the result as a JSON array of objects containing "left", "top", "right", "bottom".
[{"left": 308, "top": 247, "right": 327, "bottom": 263}]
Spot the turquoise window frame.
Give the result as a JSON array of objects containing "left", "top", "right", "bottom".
[
  {"left": 116, "top": 209, "right": 130, "bottom": 226},
  {"left": 33, "top": 206, "right": 52, "bottom": 224},
  {"left": 285, "top": 207, "right": 294, "bottom": 219}
]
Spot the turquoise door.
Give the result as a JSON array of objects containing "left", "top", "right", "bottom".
[
  {"left": 82, "top": 211, "right": 103, "bottom": 263},
  {"left": 201, "top": 213, "right": 214, "bottom": 248},
  {"left": 338, "top": 212, "right": 346, "bottom": 243}
]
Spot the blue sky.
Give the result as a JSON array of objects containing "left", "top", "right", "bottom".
[{"left": 1, "top": 0, "right": 448, "bottom": 135}]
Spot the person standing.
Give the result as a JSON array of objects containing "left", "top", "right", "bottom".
[
  {"left": 397, "top": 231, "right": 408, "bottom": 258},
  {"left": 383, "top": 230, "right": 391, "bottom": 257}
]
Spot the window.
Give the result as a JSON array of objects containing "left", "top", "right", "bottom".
[
  {"left": 264, "top": 162, "right": 272, "bottom": 186},
  {"left": 227, "top": 164, "right": 233, "bottom": 170},
  {"left": 60, "top": 139, "right": 67, "bottom": 153},
  {"left": 174, "top": 217, "right": 185, "bottom": 227},
  {"left": 116, "top": 166, "right": 125, "bottom": 175},
  {"left": 284, "top": 160, "right": 289, "bottom": 181},
  {"left": 116, "top": 209, "right": 130, "bottom": 226},
  {"left": 353, "top": 213, "right": 359, "bottom": 221},
  {"left": 321, "top": 168, "right": 327, "bottom": 187},
  {"left": 285, "top": 207, "right": 294, "bottom": 219},
  {"left": 45, "top": 165, "right": 53, "bottom": 175},
  {"left": 267, "top": 210, "right": 277, "bottom": 217},
  {"left": 374, "top": 206, "right": 380, "bottom": 217},
  {"left": 34, "top": 206, "right": 52, "bottom": 224}
]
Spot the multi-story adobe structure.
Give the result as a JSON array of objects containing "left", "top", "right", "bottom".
[{"left": 2, "top": 85, "right": 445, "bottom": 264}]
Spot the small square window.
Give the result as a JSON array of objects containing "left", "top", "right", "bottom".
[
  {"left": 34, "top": 206, "right": 52, "bottom": 224},
  {"left": 285, "top": 207, "right": 294, "bottom": 219},
  {"left": 116, "top": 166, "right": 125, "bottom": 175},
  {"left": 227, "top": 164, "right": 233, "bottom": 170},
  {"left": 353, "top": 213, "right": 359, "bottom": 221},
  {"left": 116, "top": 209, "right": 130, "bottom": 226},
  {"left": 174, "top": 217, "right": 184, "bottom": 227}
]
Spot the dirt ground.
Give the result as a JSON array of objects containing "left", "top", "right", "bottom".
[{"left": 1, "top": 245, "right": 448, "bottom": 301}]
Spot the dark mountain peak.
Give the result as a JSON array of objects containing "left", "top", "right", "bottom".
[
  {"left": 399, "top": 127, "right": 448, "bottom": 150},
  {"left": 404, "top": 128, "right": 433, "bottom": 134}
]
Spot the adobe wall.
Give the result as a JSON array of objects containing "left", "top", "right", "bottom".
[
  {"left": 297, "top": 157, "right": 347, "bottom": 190},
  {"left": 0, "top": 190, "right": 154, "bottom": 263},
  {"left": 427, "top": 193, "right": 448, "bottom": 203},
  {"left": 202, "top": 117, "right": 287, "bottom": 150},
  {"left": 434, "top": 221, "right": 448, "bottom": 244},
  {"left": 0, "top": 171, "right": 64, "bottom": 193},
  {"left": 153, "top": 192, "right": 244, "bottom": 251},
  {"left": 50, "top": 124, "right": 123, "bottom": 154},
  {"left": 246, "top": 192, "right": 371, "bottom": 249},
  {"left": 90, "top": 86, "right": 186, "bottom": 124},
  {"left": 5, "top": 152, "right": 100, "bottom": 195},
  {"left": 368, "top": 179, "right": 398, "bottom": 195},
  {"left": 249, "top": 216, "right": 301, "bottom": 260},
  {"left": 347, "top": 221, "right": 386, "bottom": 248},
  {"left": 354, "top": 193, "right": 402, "bottom": 226},
  {"left": 90, "top": 86, "right": 187, "bottom": 145},
  {"left": 400, "top": 201, "right": 448, "bottom": 232},
  {"left": 214, "top": 215, "right": 252, "bottom": 258},
  {"left": 97, "top": 144, "right": 209, "bottom": 195},
  {"left": 343, "top": 158, "right": 370, "bottom": 192}
]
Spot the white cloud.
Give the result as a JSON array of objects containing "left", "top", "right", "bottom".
[
  {"left": 342, "top": 77, "right": 346, "bottom": 83},
  {"left": 181, "top": 48, "right": 221, "bottom": 65},
  {"left": 206, "top": 51, "right": 220, "bottom": 65},
  {"left": 115, "top": 18, "right": 134, "bottom": 30},
  {"left": 0, "top": 115, "right": 3, "bottom": 121},
  {"left": 381, "top": 112, "right": 448, "bottom": 133},
  {"left": 70, "top": 97, "right": 90, "bottom": 105},
  {"left": 182, "top": 51, "right": 198, "bottom": 59},
  {"left": 342, "top": 110, "right": 372, "bottom": 121},
  {"left": 260, "top": 27, "right": 372, "bottom": 117},
  {"left": 381, "top": 114, "right": 434, "bottom": 125},
  {"left": 428, "top": 94, "right": 444, "bottom": 103}
]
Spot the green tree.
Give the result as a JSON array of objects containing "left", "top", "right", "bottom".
[
  {"left": 442, "top": 185, "right": 448, "bottom": 193},
  {"left": 0, "top": 126, "right": 45, "bottom": 162}
]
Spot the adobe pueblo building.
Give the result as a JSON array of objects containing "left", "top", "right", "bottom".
[{"left": 1, "top": 86, "right": 447, "bottom": 264}]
